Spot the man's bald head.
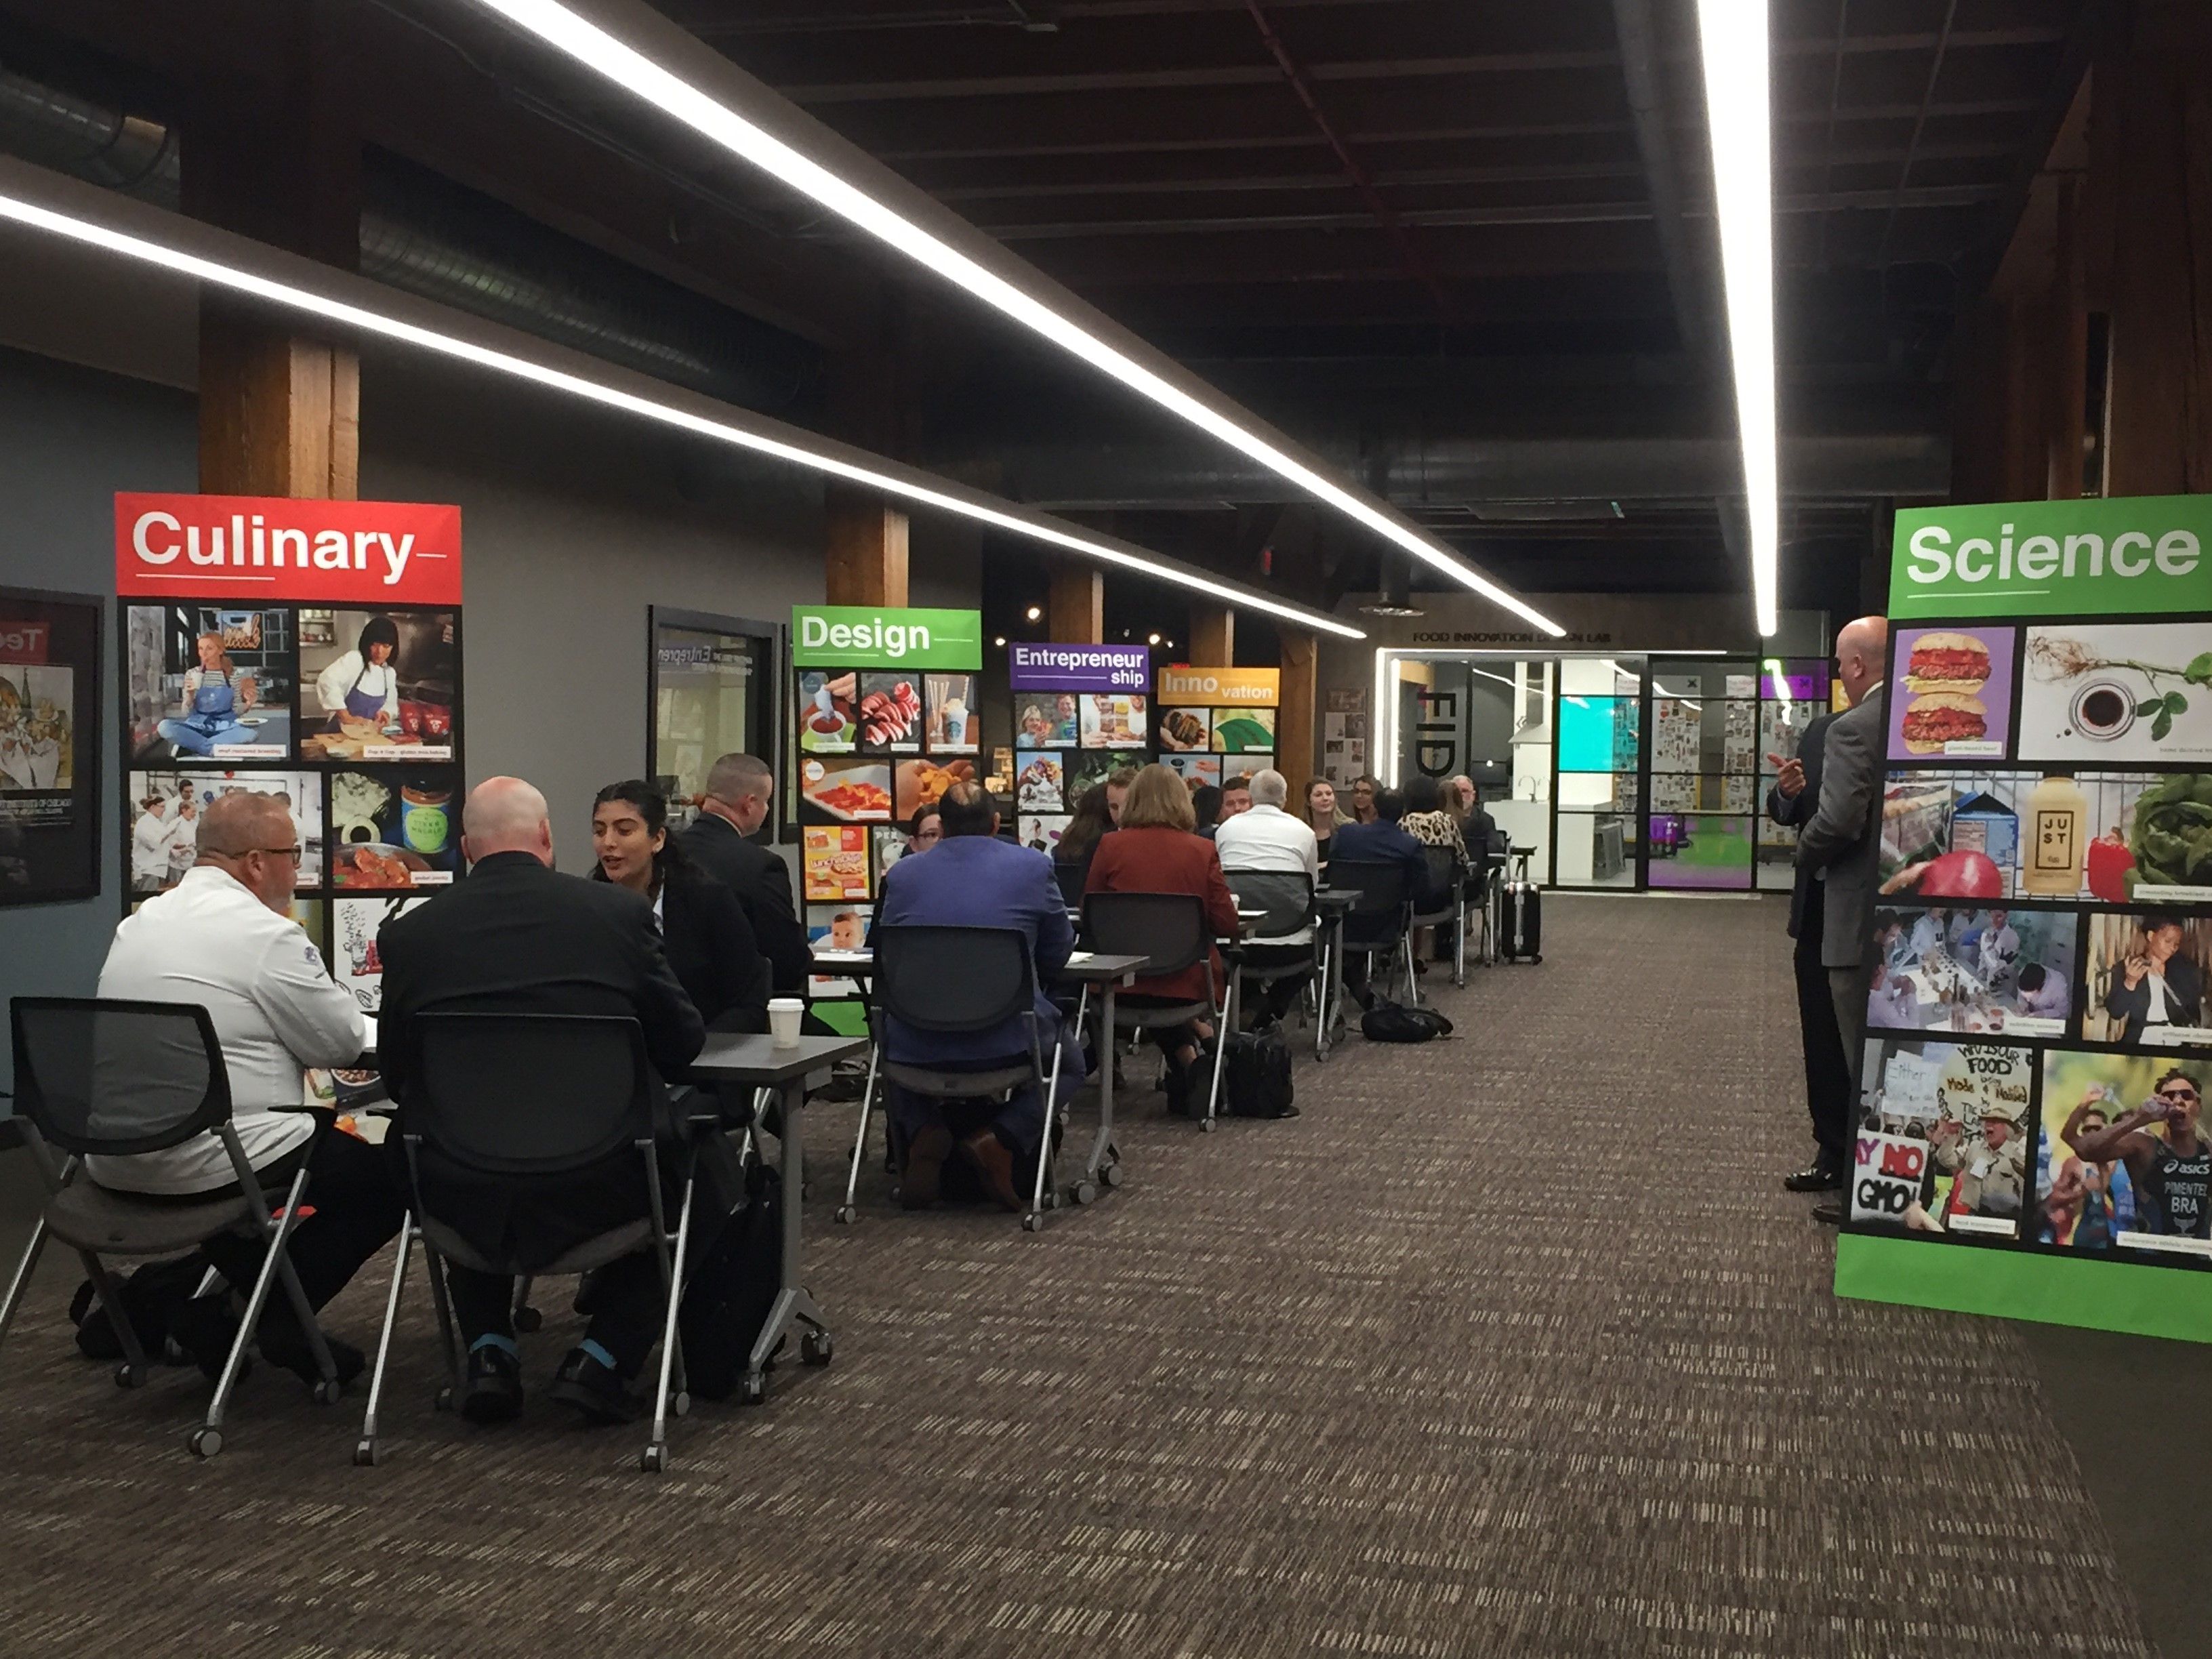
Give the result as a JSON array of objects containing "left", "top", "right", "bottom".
[
  {"left": 462, "top": 777, "right": 554, "bottom": 865},
  {"left": 197, "top": 791, "right": 291, "bottom": 857},
  {"left": 1835, "top": 615, "right": 1890, "bottom": 705}
]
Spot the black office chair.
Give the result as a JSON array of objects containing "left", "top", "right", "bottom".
[
  {"left": 1, "top": 997, "right": 344, "bottom": 1460},
  {"left": 1080, "top": 891, "right": 1233, "bottom": 1131},
  {"left": 361, "top": 1012, "right": 710, "bottom": 1474},
  {"left": 1322, "top": 859, "right": 1416, "bottom": 1008},
  {"left": 872, "top": 924, "right": 1063, "bottom": 1231},
  {"left": 1411, "top": 844, "right": 1468, "bottom": 996},
  {"left": 1222, "top": 868, "right": 1321, "bottom": 1028},
  {"left": 1051, "top": 859, "right": 1088, "bottom": 912}
]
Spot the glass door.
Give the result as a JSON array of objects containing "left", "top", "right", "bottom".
[
  {"left": 1755, "top": 659, "right": 1830, "bottom": 891},
  {"left": 647, "top": 607, "right": 780, "bottom": 836},
  {"left": 1643, "top": 659, "right": 1761, "bottom": 889},
  {"left": 1549, "top": 656, "right": 1643, "bottom": 888}
]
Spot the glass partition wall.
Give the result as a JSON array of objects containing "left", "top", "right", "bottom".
[{"left": 1383, "top": 649, "right": 1824, "bottom": 891}]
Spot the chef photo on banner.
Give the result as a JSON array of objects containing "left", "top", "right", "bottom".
[
  {"left": 125, "top": 605, "right": 294, "bottom": 762},
  {"left": 298, "top": 607, "right": 457, "bottom": 759}
]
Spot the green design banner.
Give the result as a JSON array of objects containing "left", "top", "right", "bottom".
[
  {"left": 1892, "top": 495, "right": 2212, "bottom": 619},
  {"left": 790, "top": 606, "right": 983, "bottom": 668},
  {"left": 1835, "top": 1233, "right": 2212, "bottom": 1343}
]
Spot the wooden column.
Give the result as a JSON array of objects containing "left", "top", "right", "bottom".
[
  {"left": 1277, "top": 628, "right": 1318, "bottom": 808},
  {"left": 824, "top": 485, "right": 909, "bottom": 607},
  {"left": 2045, "top": 177, "right": 2089, "bottom": 500},
  {"left": 1188, "top": 605, "right": 1234, "bottom": 668},
  {"left": 2102, "top": 0, "right": 2212, "bottom": 496},
  {"left": 184, "top": 0, "right": 361, "bottom": 499},
  {"left": 1046, "top": 559, "right": 1103, "bottom": 642}
]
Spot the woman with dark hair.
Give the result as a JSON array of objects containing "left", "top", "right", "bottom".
[
  {"left": 1054, "top": 783, "right": 1114, "bottom": 882},
  {"left": 1399, "top": 773, "right": 1469, "bottom": 858},
  {"left": 591, "top": 779, "right": 770, "bottom": 1032},
  {"left": 314, "top": 614, "right": 403, "bottom": 731}
]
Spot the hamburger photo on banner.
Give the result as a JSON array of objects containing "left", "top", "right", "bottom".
[
  {"left": 1900, "top": 692, "right": 1989, "bottom": 754},
  {"left": 1904, "top": 630, "right": 1990, "bottom": 695}
]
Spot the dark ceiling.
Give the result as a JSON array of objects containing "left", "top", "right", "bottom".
[{"left": 0, "top": 0, "right": 2097, "bottom": 624}]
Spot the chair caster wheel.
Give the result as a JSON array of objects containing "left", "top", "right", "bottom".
[
  {"left": 354, "top": 1438, "right": 381, "bottom": 1467},
  {"left": 434, "top": 1385, "right": 453, "bottom": 1412},
  {"left": 312, "top": 1377, "right": 343, "bottom": 1406},
  {"left": 1102, "top": 1165, "right": 1125, "bottom": 1189},
  {"left": 114, "top": 1362, "right": 146, "bottom": 1389},
  {"left": 739, "top": 1374, "right": 767, "bottom": 1406},
  {"left": 1200, "top": 1118, "right": 1216, "bottom": 1134},
  {"left": 1073, "top": 1181, "right": 1098, "bottom": 1205},
  {"left": 834, "top": 1206, "right": 857, "bottom": 1225},
  {"left": 801, "top": 1331, "right": 834, "bottom": 1367},
  {"left": 800, "top": 1181, "right": 813, "bottom": 1200},
  {"left": 187, "top": 1427, "right": 222, "bottom": 1460},
  {"left": 1022, "top": 1212, "right": 1042, "bottom": 1232},
  {"left": 513, "top": 1305, "right": 543, "bottom": 1333},
  {"left": 641, "top": 1443, "right": 668, "bottom": 1474}
]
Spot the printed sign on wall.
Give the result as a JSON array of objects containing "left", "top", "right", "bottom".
[{"left": 115, "top": 494, "right": 463, "bottom": 606}]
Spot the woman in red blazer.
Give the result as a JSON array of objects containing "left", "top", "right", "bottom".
[{"left": 1084, "top": 763, "right": 1242, "bottom": 1113}]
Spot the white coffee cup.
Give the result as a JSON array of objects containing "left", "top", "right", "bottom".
[{"left": 768, "top": 997, "right": 804, "bottom": 1048}]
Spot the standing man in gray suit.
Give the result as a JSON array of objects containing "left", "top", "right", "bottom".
[{"left": 1793, "top": 615, "right": 1890, "bottom": 1226}]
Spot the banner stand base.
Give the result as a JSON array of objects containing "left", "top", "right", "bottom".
[{"left": 1835, "top": 1233, "right": 2212, "bottom": 1344}]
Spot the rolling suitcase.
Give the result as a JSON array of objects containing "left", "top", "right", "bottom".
[{"left": 1500, "top": 848, "right": 1542, "bottom": 964}]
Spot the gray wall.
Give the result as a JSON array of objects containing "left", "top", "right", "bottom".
[
  {"left": 0, "top": 335, "right": 980, "bottom": 1093},
  {"left": 0, "top": 347, "right": 194, "bottom": 1091}
]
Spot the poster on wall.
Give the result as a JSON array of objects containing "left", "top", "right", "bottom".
[
  {"left": 114, "top": 493, "right": 464, "bottom": 961},
  {"left": 792, "top": 605, "right": 981, "bottom": 921},
  {"left": 1839, "top": 495, "right": 2212, "bottom": 1342},
  {"left": 0, "top": 590, "right": 101, "bottom": 905}
]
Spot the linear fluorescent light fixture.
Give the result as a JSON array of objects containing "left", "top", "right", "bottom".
[
  {"left": 453, "top": 0, "right": 1565, "bottom": 640},
  {"left": 1694, "top": 0, "right": 1780, "bottom": 638},
  {"left": 0, "top": 167, "right": 1362, "bottom": 641}
]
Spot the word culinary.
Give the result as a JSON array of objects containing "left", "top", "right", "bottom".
[{"left": 129, "top": 509, "right": 419, "bottom": 585}]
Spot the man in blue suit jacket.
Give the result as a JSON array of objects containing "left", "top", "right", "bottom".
[{"left": 874, "top": 780, "right": 1076, "bottom": 1209}]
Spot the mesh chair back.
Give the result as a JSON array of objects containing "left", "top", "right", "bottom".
[
  {"left": 10, "top": 998, "right": 230, "bottom": 1156},
  {"left": 874, "top": 925, "right": 1037, "bottom": 1033},
  {"left": 1324, "top": 860, "right": 1409, "bottom": 946},
  {"left": 1222, "top": 868, "right": 1314, "bottom": 940},
  {"left": 1416, "top": 845, "right": 1461, "bottom": 919},
  {"left": 1052, "top": 859, "right": 1088, "bottom": 910},
  {"left": 411, "top": 1012, "right": 653, "bottom": 1176},
  {"left": 1083, "top": 891, "right": 1206, "bottom": 977}
]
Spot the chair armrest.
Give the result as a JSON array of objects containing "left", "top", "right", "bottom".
[{"left": 270, "top": 1100, "right": 342, "bottom": 1116}]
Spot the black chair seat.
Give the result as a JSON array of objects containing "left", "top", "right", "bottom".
[
  {"left": 417, "top": 1212, "right": 656, "bottom": 1281},
  {"left": 43, "top": 1183, "right": 259, "bottom": 1257},
  {"left": 1112, "top": 999, "right": 1211, "bottom": 1028},
  {"left": 882, "top": 1061, "right": 1036, "bottom": 1099}
]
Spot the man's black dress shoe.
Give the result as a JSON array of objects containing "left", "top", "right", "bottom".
[
  {"left": 1784, "top": 1159, "right": 1843, "bottom": 1193},
  {"left": 462, "top": 1345, "right": 524, "bottom": 1425},
  {"left": 1811, "top": 1199, "right": 1845, "bottom": 1227},
  {"left": 549, "top": 1347, "right": 640, "bottom": 1426}
]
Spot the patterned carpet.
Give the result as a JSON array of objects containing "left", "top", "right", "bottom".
[{"left": 0, "top": 895, "right": 2161, "bottom": 1657}]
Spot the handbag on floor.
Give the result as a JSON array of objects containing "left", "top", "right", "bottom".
[
  {"left": 1224, "top": 1019, "right": 1297, "bottom": 1118},
  {"left": 1359, "top": 1000, "right": 1453, "bottom": 1044},
  {"left": 676, "top": 1156, "right": 783, "bottom": 1401}
]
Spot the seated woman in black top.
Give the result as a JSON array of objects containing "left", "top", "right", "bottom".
[{"left": 591, "top": 779, "right": 771, "bottom": 1033}]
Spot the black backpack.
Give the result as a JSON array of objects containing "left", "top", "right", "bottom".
[
  {"left": 1224, "top": 1019, "right": 1297, "bottom": 1118},
  {"left": 676, "top": 1156, "right": 784, "bottom": 1401},
  {"left": 1360, "top": 1000, "right": 1454, "bottom": 1044}
]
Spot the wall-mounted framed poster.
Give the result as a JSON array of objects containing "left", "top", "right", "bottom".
[{"left": 0, "top": 585, "right": 101, "bottom": 905}]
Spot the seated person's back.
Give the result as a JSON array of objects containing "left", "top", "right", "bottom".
[
  {"left": 1330, "top": 787, "right": 1437, "bottom": 905},
  {"left": 375, "top": 777, "right": 707, "bottom": 1427}
]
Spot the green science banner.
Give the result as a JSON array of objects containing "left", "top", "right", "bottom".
[{"left": 1837, "top": 493, "right": 2212, "bottom": 1343}]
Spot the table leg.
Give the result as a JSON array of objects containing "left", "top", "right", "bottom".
[
  {"left": 1319, "top": 914, "right": 1347, "bottom": 1059},
  {"left": 747, "top": 1078, "right": 829, "bottom": 1399},
  {"left": 835, "top": 1036, "right": 880, "bottom": 1224},
  {"left": 1084, "top": 980, "right": 1120, "bottom": 1184}
]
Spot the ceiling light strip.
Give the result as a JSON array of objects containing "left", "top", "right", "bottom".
[
  {"left": 1695, "top": 0, "right": 1780, "bottom": 637},
  {"left": 459, "top": 0, "right": 1565, "bottom": 640},
  {"left": 0, "top": 168, "right": 1364, "bottom": 641}
]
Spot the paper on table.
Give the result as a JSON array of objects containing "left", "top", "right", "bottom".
[{"left": 1066, "top": 950, "right": 1095, "bottom": 964}]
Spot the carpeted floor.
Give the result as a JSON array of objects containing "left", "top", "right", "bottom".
[{"left": 0, "top": 895, "right": 2169, "bottom": 1656}]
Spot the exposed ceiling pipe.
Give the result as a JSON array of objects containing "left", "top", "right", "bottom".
[
  {"left": 0, "top": 58, "right": 814, "bottom": 411},
  {"left": 1607, "top": 0, "right": 1704, "bottom": 354}
]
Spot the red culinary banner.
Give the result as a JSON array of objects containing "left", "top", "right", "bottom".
[{"left": 114, "top": 493, "right": 462, "bottom": 605}]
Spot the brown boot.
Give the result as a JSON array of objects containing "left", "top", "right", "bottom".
[
  {"left": 958, "top": 1128, "right": 1023, "bottom": 1212},
  {"left": 902, "top": 1124, "right": 951, "bottom": 1209}
]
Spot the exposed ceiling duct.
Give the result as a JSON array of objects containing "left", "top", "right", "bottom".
[{"left": 0, "top": 59, "right": 815, "bottom": 412}]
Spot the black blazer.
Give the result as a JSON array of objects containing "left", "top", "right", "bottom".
[
  {"left": 1767, "top": 710, "right": 1839, "bottom": 940},
  {"left": 610, "top": 860, "right": 769, "bottom": 1033},
  {"left": 2106, "top": 955, "right": 2204, "bottom": 1042},
  {"left": 375, "top": 852, "right": 708, "bottom": 1258},
  {"left": 677, "top": 813, "right": 811, "bottom": 997}
]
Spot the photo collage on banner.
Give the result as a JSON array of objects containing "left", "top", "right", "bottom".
[
  {"left": 115, "top": 494, "right": 464, "bottom": 970},
  {"left": 792, "top": 607, "right": 983, "bottom": 1025},
  {"left": 1851, "top": 497, "right": 2212, "bottom": 1285},
  {"left": 1155, "top": 663, "right": 1279, "bottom": 798},
  {"left": 1008, "top": 642, "right": 1153, "bottom": 854},
  {"left": 0, "top": 590, "right": 102, "bottom": 905}
]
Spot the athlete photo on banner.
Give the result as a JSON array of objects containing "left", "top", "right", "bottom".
[{"left": 2037, "top": 1050, "right": 2210, "bottom": 1258}]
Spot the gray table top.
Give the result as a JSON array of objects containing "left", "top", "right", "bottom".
[
  {"left": 686, "top": 1031, "right": 869, "bottom": 1083},
  {"left": 808, "top": 949, "right": 1147, "bottom": 983}
]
